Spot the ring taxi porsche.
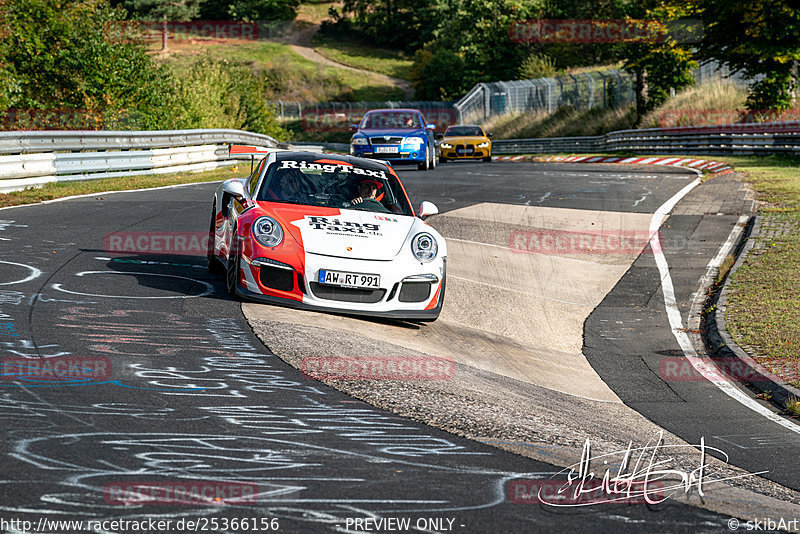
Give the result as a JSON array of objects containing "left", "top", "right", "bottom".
[
  {"left": 208, "top": 148, "right": 446, "bottom": 321},
  {"left": 437, "top": 125, "right": 492, "bottom": 163}
]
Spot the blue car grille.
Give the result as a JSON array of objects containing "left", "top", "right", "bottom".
[{"left": 370, "top": 136, "right": 404, "bottom": 145}]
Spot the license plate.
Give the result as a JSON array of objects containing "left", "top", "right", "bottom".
[
  {"left": 318, "top": 269, "right": 380, "bottom": 289},
  {"left": 457, "top": 148, "right": 473, "bottom": 154},
  {"left": 375, "top": 146, "right": 399, "bottom": 154}
]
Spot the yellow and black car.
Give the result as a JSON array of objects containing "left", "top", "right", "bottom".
[{"left": 437, "top": 125, "right": 492, "bottom": 163}]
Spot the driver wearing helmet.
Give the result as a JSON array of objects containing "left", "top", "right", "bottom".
[{"left": 350, "top": 179, "right": 390, "bottom": 213}]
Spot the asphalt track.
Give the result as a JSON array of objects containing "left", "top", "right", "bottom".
[{"left": 0, "top": 161, "right": 793, "bottom": 533}]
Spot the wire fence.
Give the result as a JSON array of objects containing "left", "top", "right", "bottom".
[
  {"left": 454, "top": 61, "right": 756, "bottom": 125},
  {"left": 453, "top": 70, "right": 636, "bottom": 124}
]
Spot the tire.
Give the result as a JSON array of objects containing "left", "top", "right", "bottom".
[
  {"left": 225, "top": 229, "right": 241, "bottom": 298},
  {"left": 483, "top": 155, "right": 492, "bottom": 162},
  {"left": 207, "top": 203, "right": 225, "bottom": 275},
  {"left": 417, "top": 146, "right": 430, "bottom": 171},
  {"left": 430, "top": 146, "right": 436, "bottom": 170},
  {"left": 439, "top": 156, "right": 447, "bottom": 164}
]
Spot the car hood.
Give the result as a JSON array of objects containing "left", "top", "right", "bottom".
[
  {"left": 442, "top": 136, "right": 489, "bottom": 144},
  {"left": 269, "top": 204, "right": 416, "bottom": 260}
]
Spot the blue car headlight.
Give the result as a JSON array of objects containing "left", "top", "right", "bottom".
[
  {"left": 351, "top": 137, "right": 368, "bottom": 146},
  {"left": 411, "top": 232, "right": 438, "bottom": 262},
  {"left": 403, "top": 136, "right": 425, "bottom": 148},
  {"left": 253, "top": 216, "right": 284, "bottom": 247}
]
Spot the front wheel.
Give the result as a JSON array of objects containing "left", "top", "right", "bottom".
[
  {"left": 417, "top": 146, "right": 430, "bottom": 171},
  {"left": 207, "top": 203, "right": 225, "bottom": 275},
  {"left": 225, "top": 232, "right": 241, "bottom": 298},
  {"left": 439, "top": 156, "right": 447, "bottom": 164},
  {"left": 483, "top": 155, "right": 492, "bottom": 162}
]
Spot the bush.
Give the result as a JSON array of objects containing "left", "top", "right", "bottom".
[
  {"left": 746, "top": 73, "right": 796, "bottom": 113},
  {"left": 172, "top": 55, "right": 289, "bottom": 139},
  {"left": 410, "top": 48, "right": 469, "bottom": 100},
  {"left": 0, "top": 0, "right": 176, "bottom": 128},
  {"left": 518, "top": 53, "right": 558, "bottom": 80}
]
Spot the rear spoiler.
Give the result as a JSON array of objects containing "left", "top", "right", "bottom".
[{"left": 229, "top": 144, "right": 274, "bottom": 156}]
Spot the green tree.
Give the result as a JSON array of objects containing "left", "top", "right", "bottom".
[
  {"left": 619, "top": 2, "right": 697, "bottom": 120},
  {"left": 410, "top": 48, "right": 469, "bottom": 100},
  {"left": 120, "top": 0, "right": 203, "bottom": 51},
  {"left": 329, "top": 0, "right": 440, "bottom": 52},
  {"left": 226, "top": 0, "right": 298, "bottom": 22},
  {"left": 696, "top": 0, "right": 800, "bottom": 111},
  {"left": 0, "top": 0, "right": 176, "bottom": 128},
  {"left": 407, "top": 0, "right": 543, "bottom": 98}
]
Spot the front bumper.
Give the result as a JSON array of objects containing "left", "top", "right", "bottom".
[
  {"left": 440, "top": 146, "right": 490, "bottom": 159},
  {"left": 351, "top": 144, "right": 426, "bottom": 164},
  {"left": 237, "top": 252, "right": 445, "bottom": 319}
]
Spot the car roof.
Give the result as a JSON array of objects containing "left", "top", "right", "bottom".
[
  {"left": 274, "top": 151, "right": 395, "bottom": 173},
  {"left": 364, "top": 108, "right": 423, "bottom": 114}
]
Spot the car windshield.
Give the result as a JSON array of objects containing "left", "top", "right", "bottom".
[
  {"left": 257, "top": 158, "right": 414, "bottom": 216},
  {"left": 360, "top": 112, "right": 421, "bottom": 129},
  {"left": 446, "top": 126, "right": 483, "bottom": 137}
]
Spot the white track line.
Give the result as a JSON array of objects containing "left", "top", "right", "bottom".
[{"left": 650, "top": 188, "right": 800, "bottom": 434}]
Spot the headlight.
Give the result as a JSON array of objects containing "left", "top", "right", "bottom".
[
  {"left": 411, "top": 232, "right": 438, "bottom": 262},
  {"left": 252, "top": 216, "right": 283, "bottom": 247},
  {"left": 440, "top": 142, "right": 453, "bottom": 149},
  {"left": 403, "top": 136, "right": 425, "bottom": 147},
  {"left": 477, "top": 141, "right": 490, "bottom": 148},
  {"left": 351, "top": 137, "right": 368, "bottom": 145}
]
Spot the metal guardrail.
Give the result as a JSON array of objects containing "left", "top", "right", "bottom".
[
  {"left": 3, "top": 123, "right": 799, "bottom": 194},
  {"left": 492, "top": 122, "right": 800, "bottom": 156},
  {"left": 0, "top": 129, "right": 280, "bottom": 193},
  {"left": 0, "top": 129, "right": 279, "bottom": 155}
]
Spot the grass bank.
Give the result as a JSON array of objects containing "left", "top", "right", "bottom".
[
  {"left": 718, "top": 156, "right": 800, "bottom": 389},
  {"left": 0, "top": 166, "right": 245, "bottom": 208},
  {"left": 311, "top": 33, "right": 413, "bottom": 81},
  {"left": 159, "top": 40, "right": 404, "bottom": 102}
]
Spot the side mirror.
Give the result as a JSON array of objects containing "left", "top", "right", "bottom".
[
  {"left": 426, "top": 123, "right": 436, "bottom": 130},
  {"left": 418, "top": 201, "right": 439, "bottom": 219},
  {"left": 487, "top": 132, "right": 493, "bottom": 138},
  {"left": 435, "top": 133, "right": 443, "bottom": 140},
  {"left": 349, "top": 124, "right": 358, "bottom": 132},
  {"left": 222, "top": 180, "right": 246, "bottom": 199}
]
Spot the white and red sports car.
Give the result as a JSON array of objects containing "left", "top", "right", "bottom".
[{"left": 208, "top": 147, "right": 446, "bottom": 321}]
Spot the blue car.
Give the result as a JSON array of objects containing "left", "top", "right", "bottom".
[{"left": 350, "top": 108, "right": 437, "bottom": 171}]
